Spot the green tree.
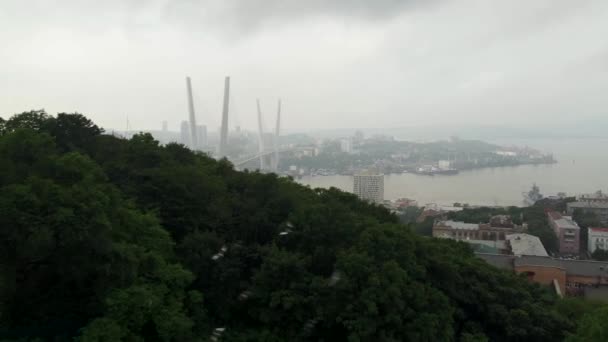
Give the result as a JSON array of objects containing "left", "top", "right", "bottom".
[
  {"left": 0, "top": 128, "right": 199, "bottom": 340},
  {"left": 566, "top": 306, "right": 608, "bottom": 342},
  {"left": 46, "top": 112, "right": 103, "bottom": 152},
  {"left": 3, "top": 110, "right": 51, "bottom": 133},
  {"left": 554, "top": 297, "right": 605, "bottom": 323},
  {"left": 592, "top": 249, "right": 608, "bottom": 261},
  {"left": 398, "top": 206, "right": 423, "bottom": 225},
  {"left": 0, "top": 111, "right": 577, "bottom": 341},
  {"left": 411, "top": 216, "right": 434, "bottom": 236}
]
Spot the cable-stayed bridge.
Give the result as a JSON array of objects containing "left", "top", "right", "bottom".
[
  {"left": 233, "top": 146, "right": 313, "bottom": 169},
  {"left": 183, "top": 76, "right": 285, "bottom": 172}
]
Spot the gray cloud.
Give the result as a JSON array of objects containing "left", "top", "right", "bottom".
[
  {"left": 1, "top": 0, "right": 608, "bottom": 132},
  {"left": 158, "top": 0, "right": 439, "bottom": 35},
  {"left": 0, "top": 0, "right": 438, "bottom": 39}
]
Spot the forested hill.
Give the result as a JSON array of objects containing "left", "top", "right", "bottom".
[{"left": 0, "top": 111, "right": 596, "bottom": 341}]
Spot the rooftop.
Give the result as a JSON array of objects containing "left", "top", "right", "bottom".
[
  {"left": 568, "top": 201, "right": 608, "bottom": 209},
  {"left": 476, "top": 253, "right": 515, "bottom": 269},
  {"left": 476, "top": 253, "right": 608, "bottom": 278},
  {"left": 555, "top": 217, "right": 580, "bottom": 230},
  {"left": 354, "top": 172, "right": 384, "bottom": 177},
  {"left": 548, "top": 212, "right": 580, "bottom": 230},
  {"left": 590, "top": 227, "right": 608, "bottom": 233},
  {"left": 437, "top": 220, "right": 479, "bottom": 230},
  {"left": 515, "top": 256, "right": 608, "bottom": 278},
  {"left": 471, "top": 243, "right": 501, "bottom": 254},
  {"left": 506, "top": 233, "right": 548, "bottom": 257},
  {"left": 578, "top": 191, "right": 608, "bottom": 201},
  {"left": 548, "top": 211, "right": 563, "bottom": 220}
]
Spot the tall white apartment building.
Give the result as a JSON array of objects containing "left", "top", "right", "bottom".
[{"left": 353, "top": 173, "right": 384, "bottom": 204}]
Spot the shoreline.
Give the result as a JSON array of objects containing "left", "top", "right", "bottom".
[{"left": 292, "top": 160, "right": 558, "bottom": 178}]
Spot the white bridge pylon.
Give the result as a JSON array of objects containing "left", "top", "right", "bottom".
[{"left": 255, "top": 99, "right": 282, "bottom": 172}]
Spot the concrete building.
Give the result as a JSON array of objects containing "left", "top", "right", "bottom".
[
  {"left": 196, "top": 125, "right": 207, "bottom": 149},
  {"left": 393, "top": 198, "right": 418, "bottom": 209},
  {"left": 506, "top": 233, "right": 548, "bottom": 257},
  {"left": 494, "top": 151, "right": 517, "bottom": 157},
  {"left": 438, "top": 160, "right": 451, "bottom": 169},
  {"left": 340, "top": 138, "right": 353, "bottom": 154},
  {"left": 567, "top": 201, "right": 608, "bottom": 225},
  {"left": 489, "top": 215, "right": 518, "bottom": 228},
  {"left": 588, "top": 227, "right": 608, "bottom": 254},
  {"left": 353, "top": 173, "right": 384, "bottom": 204},
  {"left": 477, "top": 253, "right": 608, "bottom": 299},
  {"left": 548, "top": 212, "right": 581, "bottom": 255},
  {"left": 432, "top": 218, "right": 525, "bottom": 242},
  {"left": 180, "top": 121, "right": 190, "bottom": 147},
  {"left": 293, "top": 146, "right": 317, "bottom": 159},
  {"left": 433, "top": 220, "right": 483, "bottom": 239},
  {"left": 417, "top": 209, "right": 441, "bottom": 223},
  {"left": 353, "top": 130, "right": 364, "bottom": 143},
  {"left": 579, "top": 191, "right": 608, "bottom": 203}
]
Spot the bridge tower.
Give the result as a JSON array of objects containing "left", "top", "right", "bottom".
[
  {"left": 272, "top": 99, "right": 281, "bottom": 171},
  {"left": 185, "top": 77, "right": 198, "bottom": 149},
  {"left": 256, "top": 99, "right": 282, "bottom": 172},
  {"left": 218, "top": 76, "right": 230, "bottom": 158},
  {"left": 256, "top": 99, "right": 267, "bottom": 170}
]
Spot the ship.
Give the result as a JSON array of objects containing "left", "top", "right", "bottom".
[{"left": 523, "top": 183, "right": 543, "bottom": 206}]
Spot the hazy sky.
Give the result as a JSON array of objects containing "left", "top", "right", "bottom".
[{"left": 2, "top": 0, "right": 608, "bottom": 132}]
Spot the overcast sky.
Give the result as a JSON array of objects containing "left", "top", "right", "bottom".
[{"left": 2, "top": 0, "right": 608, "bottom": 132}]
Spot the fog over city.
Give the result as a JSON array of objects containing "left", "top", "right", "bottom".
[
  {"left": 5, "top": 3, "right": 608, "bottom": 339},
  {"left": 2, "top": 0, "right": 608, "bottom": 132}
]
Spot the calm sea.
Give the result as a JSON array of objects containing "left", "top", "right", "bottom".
[{"left": 297, "top": 138, "right": 608, "bottom": 207}]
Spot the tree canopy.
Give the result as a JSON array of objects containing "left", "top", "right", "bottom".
[{"left": 0, "top": 110, "right": 597, "bottom": 341}]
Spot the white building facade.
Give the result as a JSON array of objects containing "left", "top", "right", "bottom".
[
  {"left": 180, "top": 121, "right": 190, "bottom": 147},
  {"left": 353, "top": 173, "right": 384, "bottom": 204},
  {"left": 438, "top": 160, "right": 451, "bottom": 169},
  {"left": 196, "top": 124, "right": 207, "bottom": 149},
  {"left": 588, "top": 227, "right": 608, "bottom": 254},
  {"left": 340, "top": 138, "right": 353, "bottom": 154}
]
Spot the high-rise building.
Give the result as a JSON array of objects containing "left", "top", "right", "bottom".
[
  {"left": 354, "top": 130, "right": 364, "bottom": 142},
  {"left": 340, "top": 138, "right": 353, "bottom": 154},
  {"left": 353, "top": 173, "right": 384, "bottom": 203},
  {"left": 180, "top": 121, "right": 190, "bottom": 146},
  {"left": 162, "top": 121, "right": 168, "bottom": 132}
]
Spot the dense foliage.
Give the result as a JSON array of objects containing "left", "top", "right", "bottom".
[{"left": 0, "top": 111, "right": 597, "bottom": 341}]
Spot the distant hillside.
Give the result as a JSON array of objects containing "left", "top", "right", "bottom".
[{"left": 304, "top": 122, "right": 608, "bottom": 141}]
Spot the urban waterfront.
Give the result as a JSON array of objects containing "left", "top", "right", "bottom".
[{"left": 297, "top": 138, "right": 608, "bottom": 207}]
